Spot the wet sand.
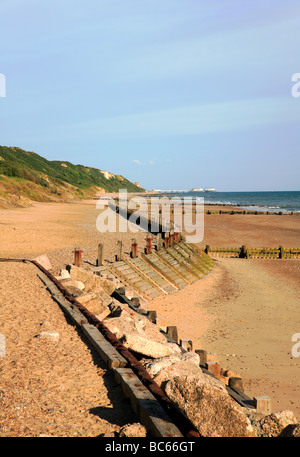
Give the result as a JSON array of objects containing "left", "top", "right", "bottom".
[
  {"left": 0, "top": 198, "right": 300, "bottom": 425},
  {"left": 199, "top": 208, "right": 300, "bottom": 249},
  {"left": 151, "top": 257, "right": 300, "bottom": 419}
]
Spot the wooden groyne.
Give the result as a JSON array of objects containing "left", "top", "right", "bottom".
[
  {"left": 206, "top": 208, "right": 300, "bottom": 216},
  {"left": 205, "top": 245, "right": 300, "bottom": 259},
  {"left": 89, "top": 239, "right": 214, "bottom": 302},
  {"left": 113, "top": 196, "right": 300, "bottom": 217},
  {"left": 0, "top": 255, "right": 274, "bottom": 436}
]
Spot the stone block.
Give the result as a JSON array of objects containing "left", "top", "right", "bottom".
[{"left": 33, "top": 254, "right": 52, "bottom": 271}]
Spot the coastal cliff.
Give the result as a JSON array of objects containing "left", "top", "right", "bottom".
[{"left": 0, "top": 145, "right": 144, "bottom": 208}]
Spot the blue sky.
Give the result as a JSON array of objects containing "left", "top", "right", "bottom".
[{"left": 0, "top": 0, "right": 299, "bottom": 191}]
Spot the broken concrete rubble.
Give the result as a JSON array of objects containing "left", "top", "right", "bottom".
[
  {"left": 164, "top": 375, "right": 257, "bottom": 437},
  {"left": 53, "top": 263, "right": 300, "bottom": 438},
  {"left": 259, "top": 410, "right": 298, "bottom": 437},
  {"left": 62, "top": 278, "right": 85, "bottom": 291},
  {"left": 67, "top": 264, "right": 116, "bottom": 296},
  {"left": 59, "top": 278, "right": 85, "bottom": 297},
  {"left": 122, "top": 333, "right": 181, "bottom": 358},
  {"left": 33, "top": 254, "right": 52, "bottom": 271},
  {"left": 76, "top": 291, "right": 113, "bottom": 318},
  {"left": 103, "top": 314, "right": 182, "bottom": 358},
  {"left": 142, "top": 352, "right": 200, "bottom": 377}
]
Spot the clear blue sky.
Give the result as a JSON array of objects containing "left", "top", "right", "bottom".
[{"left": 0, "top": 0, "right": 299, "bottom": 191}]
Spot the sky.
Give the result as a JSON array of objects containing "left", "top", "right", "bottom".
[{"left": 0, "top": 0, "right": 299, "bottom": 191}]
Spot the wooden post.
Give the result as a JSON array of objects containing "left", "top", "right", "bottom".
[
  {"left": 148, "top": 310, "right": 157, "bottom": 324},
  {"left": 205, "top": 245, "right": 211, "bottom": 256},
  {"left": 205, "top": 361, "right": 221, "bottom": 378},
  {"left": 131, "top": 239, "right": 138, "bottom": 259},
  {"left": 73, "top": 248, "right": 83, "bottom": 267},
  {"left": 279, "top": 245, "right": 285, "bottom": 259},
  {"left": 131, "top": 297, "right": 140, "bottom": 308},
  {"left": 116, "top": 286, "right": 126, "bottom": 295},
  {"left": 164, "top": 233, "right": 170, "bottom": 249},
  {"left": 145, "top": 236, "right": 153, "bottom": 255},
  {"left": 229, "top": 377, "right": 244, "bottom": 392},
  {"left": 156, "top": 233, "right": 162, "bottom": 251},
  {"left": 166, "top": 326, "right": 178, "bottom": 344},
  {"left": 195, "top": 349, "right": 207, "bottom": 366},
  {"left": 240, "top": 245, "right": 247, "bottom": 259},
  {"left": 253, "top": 396, "right": 271, "bottom": 415},
  {"left": 170, "top": 230, "right": 175, "bottom": 247},
  {"left": 116, "top": 241, "right": 123, "bottom": 262},
  {"left": 180, "top": 338, "right": 193, "bottom": 352},
  {"left": 97, "top": 244, "right": 104, "bottom": 266}
]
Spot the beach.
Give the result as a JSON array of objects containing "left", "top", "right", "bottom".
[{"left": 0, "top": 196, "right": 299, "bottom": 433}]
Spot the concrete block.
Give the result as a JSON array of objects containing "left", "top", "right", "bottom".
[
  {"left": 180, "top": 338, "right": 193, "bottom": 352},
  {"left": 229, "top": 377, "right": 244, "bottom": 392},
  {"left": 195, "top": 349, "right": 207, "bottom": 366},
  {"left": 33, "top": 254, "right": 52, "bottom": 271},
  {"left": 167, "top": 326, "right": 178, "bottom": 344},
  {"left": 254, "top": 396, "right": 272, "bottom": 415}
]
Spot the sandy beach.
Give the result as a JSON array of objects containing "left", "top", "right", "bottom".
[
  {"left": 0, "top": 196, "right": 299, "bottom": 434},
  {"left": 0, "top": 261, "right": 138, "bottom": 437}
]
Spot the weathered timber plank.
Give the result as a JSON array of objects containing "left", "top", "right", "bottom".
[
  {"left": 141, "top": 254, "right": 182, "bottom": 289},
  {"left": 113, "top": 368, "right": 183, "bottom": 438},
  {"left": 36, "top": 271, "right": 89, "bottom": 327},
  {"left": 82, "top": 324, "right": 128, "bottom": 369},
  {"left": 153, "top": 252, "right": 189, "bottom": 287}
]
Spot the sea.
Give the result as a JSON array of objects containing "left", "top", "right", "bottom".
[{"left": 155, "top": 191, "right": 300, "bottom": 213}]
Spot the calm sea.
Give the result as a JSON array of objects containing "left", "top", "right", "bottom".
[{"left": 157, "top": 191, "right": 300, "bottom": 213}]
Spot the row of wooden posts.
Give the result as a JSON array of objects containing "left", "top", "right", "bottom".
[
  {"left": 72, "top": 247, "right": 271, "bottom": 415},
  {"left": 205, "top": 245, "right": 300, "bottom": 259},
  {"left": 115, "top": 232, "right": 181, "bottom": 263},
  {"left": 149, "top": 313, "right": 271, "bottom": 415},
  {"left": 72, "top": 232, "right": 182, "bottom": 268},
  {"left": 206, "top": 209, "right": 299, "bottom": 216},
  {"left": 115, "top": 231, "right": 181, "bottom": 263},
  {"left": 114, "top": 284, "right": 271, "bottom": 415},
  {"left": 72, "top": 231, "right": 182, "bottom": 268}
]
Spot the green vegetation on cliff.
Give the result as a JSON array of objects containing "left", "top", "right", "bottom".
[{"left": 0, "top": 146, "right": 144, "bottom": 208}]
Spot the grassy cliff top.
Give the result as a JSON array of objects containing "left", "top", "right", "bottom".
[{"left": 0, "top": 146, "right": 144, "bottom": 208}]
